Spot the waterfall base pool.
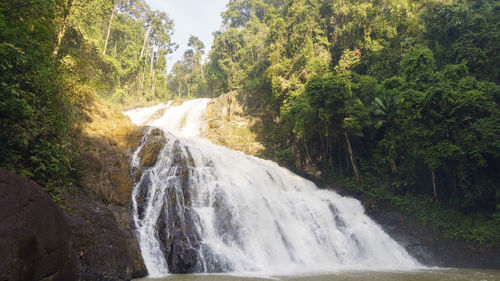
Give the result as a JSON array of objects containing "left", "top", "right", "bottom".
[{"left": 134, "top": 268, "right": 499, "bottom": 281}]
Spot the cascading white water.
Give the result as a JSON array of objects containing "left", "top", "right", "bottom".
[{"left": 125, "top": 99, "right": 421, "bottom": 277}]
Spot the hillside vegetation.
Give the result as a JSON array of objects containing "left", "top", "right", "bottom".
[
  {"left": 169, "top": 0, "right": 500, "bottom": 246},
  {"left": 0, "top": 0, "right": 499, "bottom": 246},
  {"left": 0, "top": 0, "right": 174, "bottom": 192}
]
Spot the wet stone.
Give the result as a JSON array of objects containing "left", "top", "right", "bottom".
[
  {"left": 135, "top": 173, "right": 153, "bottom": 221},
  {"left": 137, "top": 128, "right": 166, "bottom": 168}
]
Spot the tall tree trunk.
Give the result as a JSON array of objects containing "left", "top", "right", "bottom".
[
  {"left": 140, "top": 23, "right": 152, "bottom": 58},
  {"left": 303, "top": 141, "right": 313, "bottom": 168},
  {"left": 390, "top": 160, "right": 397, "bottom": 173},
  {"left": 151, "top": 67, "right": 156, "bottom": 100},
  {"left": 53, "top": 0, "right": 73, "bottom": 60},
  {"left": 139, "top": 47, "right": 149, "bottom": 94},
  {"left": 200, "top": 62, "right": 205, "bottom": 82},
  {"left": 149, "top": 46, "right": 155, "bottom": 99},
  {"left": 149, "top": 46, "right": 155, "bottom": 78},
  {"left": 344, "top": 131, "right": 360, "bottom": 179},
  {"left": 139, "top": 66, "right": 145, "bottom": 94},
  {"left": 103, "top": 6, "right": 116, "bottom": 55},
  {"left": 432, "top": 168, "right": 439, "bottom": 202},
  {"left": 328, "top": 137, "right": 335, "bottom": 177}
]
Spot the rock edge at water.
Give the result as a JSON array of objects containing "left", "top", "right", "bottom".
[{"left": 365, "top": 202, "right": 500, "bottom": 269}]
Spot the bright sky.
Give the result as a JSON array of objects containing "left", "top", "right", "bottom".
[{"left": 145, "top": 0, "right": 229, "bottom": 73}]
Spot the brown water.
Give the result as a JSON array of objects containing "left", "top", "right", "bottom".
[{"left": 135, "top": 269, "right": 499, "bottom": 281}]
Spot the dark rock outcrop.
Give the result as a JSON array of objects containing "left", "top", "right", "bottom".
[
  {"left": 134, "top": 136, "right": 231, "bottom": 273},
  {"left": 0, "top": 169, "right": 76, "bottom": 281},
  {"left": 152, "top": 140, "right": 204, "bottom": 273},
  {"left": 64, "top": 189, "right": 146, "bottom": 281}
]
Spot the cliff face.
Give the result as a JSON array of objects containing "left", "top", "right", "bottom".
[
  {"left": 204, "top": 91, "right": 265, "bottom": 156},
  {"left": 66, "top": 99, "right": 147, "bottom": 280}
]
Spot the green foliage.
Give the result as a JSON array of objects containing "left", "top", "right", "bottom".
[
  {"left": 0, "top": 0, "right": 177, "bottom": 194},
  {"left": 0, "top": 1, "right": 78, "bottom": 191},
  {"left": 278, "top": 148, "right": 294, "bottom": 166},
  {"left": 400, "top": 46, "right": 436, "bottom": 87},
  {"left": 423, "top": 1, "right": 500, "bottom": 84},
  {"left": 2, "top": 0, "right": 499, "bottom": 246},
  {"left": 198, "top": 0, "right": 500, "bottom": 245},
  {"left": 56, "top": 0, "right": 176, "bottom": 105},
  {"left": 167, "top": 35, "right": 206, "bottom": 98},
  {"left": 343, "top": 178, "right": 500, "bottom": 246},
  {"left": 0, "top": 44, "right": 33, "bottom": 167}
]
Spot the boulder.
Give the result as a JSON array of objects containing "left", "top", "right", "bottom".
[{"left": 0, "top": 169, "right": 76, "bottom": 281}]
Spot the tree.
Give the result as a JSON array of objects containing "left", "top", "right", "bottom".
[
  {"left": 302, "top": 75, "right": 369, "bottom": 179},
  {"left": 188, "top": 35, "right": 205, "bottom": 81},
  {"left": 53, "top": 0, "right": 74, "bottom": 59}
]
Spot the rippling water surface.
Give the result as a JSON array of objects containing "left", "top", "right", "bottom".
[{"left": 135, "top": 269, "right": 499, "bottom": 281}]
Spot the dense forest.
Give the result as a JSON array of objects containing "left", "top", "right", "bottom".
[
  {"left": 168, "top": 0, "right": 500, "bottom": 245},
  {"left": 1, "top": 0, "right": 175, "bottom": 190},
  {"left": 1, "top": 0, "right": 499, "bottom": 246}
]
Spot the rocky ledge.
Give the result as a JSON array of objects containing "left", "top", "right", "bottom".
[{"left": 365, "top": 202, "right": 500, "bottom": 269}]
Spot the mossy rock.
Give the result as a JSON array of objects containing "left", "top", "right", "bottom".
[
  {"left": 205, "top": 91, "right": 265, "bottom": 156},
  {"left": 138, "top": 128, "right": 166, "bottom": 168}
]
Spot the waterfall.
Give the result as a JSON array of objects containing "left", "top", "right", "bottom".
[{"left": 124, "top": 99, "right": 420, "bottom": 277}]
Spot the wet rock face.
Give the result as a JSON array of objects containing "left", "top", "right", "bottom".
[
  {"left": 133, "top": 128, "right": 167, "bottom": 220},
  {"left": 157, "top": 204, "right": 203, "bottom": 273},
  {"left": 135, "top": 172, "right": 153, "bottom": 221},
  {"left": 0, "top": 169, "right": 76, "bottom": 281},
  {"left": 131, "top": 128, "right": 166, "bottom": 185},
  {"left": 213, "top": 189, "right": 241, "bottom": 246},
  {"left": 138, "top": 128, "right": 166, "bottom": 168},
  {"left": 134, "top": 136, "right": 231, "bottom": 273},
  {"left": 154, "top": 140, "right": 203, "bottom": 273}
]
